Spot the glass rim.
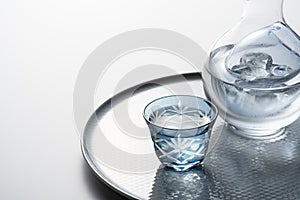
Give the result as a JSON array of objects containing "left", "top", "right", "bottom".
[{"left": 142, "top": 95, "right": 218, "bottom": 131}]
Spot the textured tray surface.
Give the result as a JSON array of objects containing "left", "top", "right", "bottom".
[{"left": 203, "top": 123, "right": 300, "bottom": 200}]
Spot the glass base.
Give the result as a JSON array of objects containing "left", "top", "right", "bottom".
[
  {"left": 163, "top": 161, "right": 202, "bottom": 172},
  {"left": 228, "top": 124, "right": 286, "bottom": 140}
]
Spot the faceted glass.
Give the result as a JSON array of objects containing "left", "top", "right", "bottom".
[{"left": 143, "top": 95, "right": 218, "bottom": 171}]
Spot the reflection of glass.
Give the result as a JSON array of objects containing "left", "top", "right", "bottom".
[
  {"left": 203, "top": 0, "right": 300, "bottom": 138},
  {"left": 203, "top": 119, "right": 300, "bottom": 199},
  {"left": 143, "top": 95, "right": 218, "bottom": 171},
  {"left": 150, "top": 165, "right": 209, "bottom": 200}
]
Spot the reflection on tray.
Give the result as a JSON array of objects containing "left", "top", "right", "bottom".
[
  {"left": 204, "top": 122, "right": 300, "bottom": 199},
  {"left": 150, "top": 165, "right": 209, "bottom": 200}
]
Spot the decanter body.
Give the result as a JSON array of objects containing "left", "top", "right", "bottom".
[{"left": 203, "top": 0, "right": 300, "bottom": 138}]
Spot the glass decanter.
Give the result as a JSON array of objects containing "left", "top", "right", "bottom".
[{"left": 203, "top": 0, "right": 300, "bottom": 138}]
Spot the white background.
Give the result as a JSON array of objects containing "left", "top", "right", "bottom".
[{"left": 0, "top": 0, "right": 299, "bottom": 199}]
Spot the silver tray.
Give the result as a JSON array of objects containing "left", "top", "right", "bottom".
[{"left": 82, "top": 73, "right": 300, "bottom": 200}]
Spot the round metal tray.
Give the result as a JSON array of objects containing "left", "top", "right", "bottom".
[{"left": 82, "top": 73, "right": 300, "bottom": 200}]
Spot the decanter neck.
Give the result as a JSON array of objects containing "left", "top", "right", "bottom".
[{"left": 242, "top": 0, "right": 284, "bottom": 24}]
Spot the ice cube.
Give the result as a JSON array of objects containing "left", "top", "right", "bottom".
[
  {"left": 240, "top": 52, "right": 273, "bottom": 70},
  {"left": 270, "top": 64, "right": 293, "bottom": 77},
  {"left": 251, "top": 67, "right": 269, "bottom": 78},
  {"left": 229, "top": 52, "right": 272, "bottom": 80},
  {"left": 230, "top": 62, "right": 270, "bottom": 81},
  {"left": 225, "top": 21, "right": 300, "bottom": 85},
  {"left": 231, "top": 64, "right": 252, "bottom": 78}
]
